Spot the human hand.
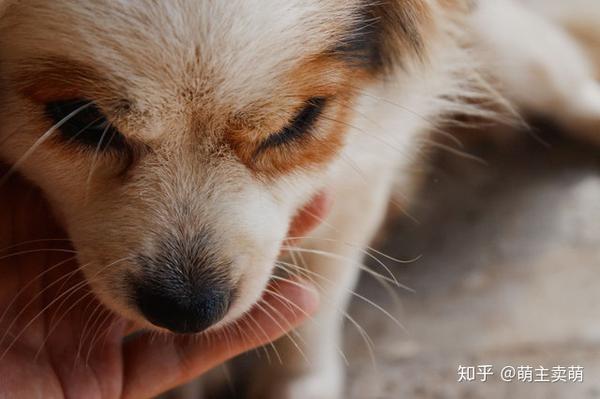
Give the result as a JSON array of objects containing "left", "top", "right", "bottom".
[{"left": 0, "top": 173, "right": 327, "bottom": 399}]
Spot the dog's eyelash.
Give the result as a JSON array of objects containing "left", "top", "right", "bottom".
[
  {"left": 45, "top": 99, "right": 127, "bottom": 151},
  {"left": 259, "top": 97, "right": 327, "bottom": 150}
]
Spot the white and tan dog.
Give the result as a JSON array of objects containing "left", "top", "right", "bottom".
[{"left": 0, "top": 1, "right": 598, "bottom": 398}]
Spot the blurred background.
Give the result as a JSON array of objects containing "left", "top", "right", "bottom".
[{"left": 343, "top": 123, "right": 600, "bottom": 398}]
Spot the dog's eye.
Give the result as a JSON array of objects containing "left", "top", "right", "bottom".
[
  {"left": 260, "top": 97, "right": 327, "bottom": 150},
  {"left": 45, "top": 99, "right": 126, "bottom": 151}
]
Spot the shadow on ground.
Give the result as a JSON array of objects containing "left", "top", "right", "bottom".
[{"left": 346, "top": 129, "right": 600, "bottom": 398}]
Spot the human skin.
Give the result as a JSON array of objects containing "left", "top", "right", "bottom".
[{"left": 0, "top": 170, "right": 326, "bottom": 399}]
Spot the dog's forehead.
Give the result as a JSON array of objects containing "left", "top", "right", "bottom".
[{"left": 5, "top": 0, "right": 359, "bottom": 111}]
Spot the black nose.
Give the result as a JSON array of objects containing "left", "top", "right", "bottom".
[{"left": 135, "top": 284, "right": 232, "bottom": 334}]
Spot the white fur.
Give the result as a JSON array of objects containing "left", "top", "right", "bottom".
[{"left": 470, "top": 0, "right": 600, "bottom": 144}]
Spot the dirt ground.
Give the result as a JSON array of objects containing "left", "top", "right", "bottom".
[{"left": 344, "top": 129, "right": 600, "bottom": 398}]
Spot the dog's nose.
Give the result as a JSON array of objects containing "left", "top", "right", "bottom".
[{"left": 135, "top": 283, "right": 232, "bottom": 334}]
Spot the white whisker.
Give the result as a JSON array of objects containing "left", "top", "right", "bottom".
[{"left": 0, "top": 102, "right": 93, "bottom": 187}]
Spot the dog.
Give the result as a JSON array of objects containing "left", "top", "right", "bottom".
[{"left": 0, "top": 1, "right": 598, "bottom": 397}]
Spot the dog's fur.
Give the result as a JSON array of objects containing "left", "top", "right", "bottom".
[{"left": 1, "top": 0, "right": 599, "bottom": 397}]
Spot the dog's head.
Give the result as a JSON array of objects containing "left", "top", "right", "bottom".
[{"left": 0, "top": 0, "right": 436, "bottom": 333}]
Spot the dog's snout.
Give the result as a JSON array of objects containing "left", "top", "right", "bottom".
[
  {"left": 135, "top": 281, "right": 232, "bottom": 334},
  {"left": 133, "top": 233, "right": 235, "bottom": 333}
]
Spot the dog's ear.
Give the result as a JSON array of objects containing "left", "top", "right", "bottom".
[
  {"left": 367, "top": 0, "right": 433, "bottom": 72},
  {"left": 335, "top": 0, "right": 433, "bottom": 75},
  {"left": 335, "top": 0, "right": 475, "bottom": 75}
]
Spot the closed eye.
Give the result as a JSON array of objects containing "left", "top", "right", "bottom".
[
  {"left": 45, "top": 99, "right": 126, "bottom": 151},
  {"left": 258, "top": 97, "right": 327, "bottom": 151}
]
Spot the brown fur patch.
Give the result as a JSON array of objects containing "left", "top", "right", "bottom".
[
  {"left": 225, "top": 57, "right": 363, "bottom": 178},
  {"left": 334, "top": 0, "right": 434, "bottom": 74},
  {"left": 228, "top": 101, "right": 350, "bottom": 178},
  {"left": 15, "top": 57, "right": 117, "bottom": 104}
]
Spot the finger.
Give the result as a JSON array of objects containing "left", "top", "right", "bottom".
[
  {"left": 121, "top": 279, "right": 319, "bottom": 399},
  {"left": 287, "top": 190, "right": 333, "bottom": 240}
]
